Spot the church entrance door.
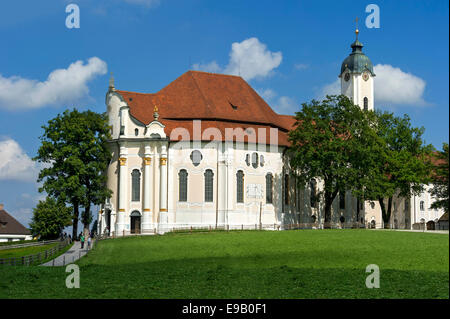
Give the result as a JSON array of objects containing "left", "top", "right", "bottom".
[{"left": 130, "top": 211, "right": 141, "bottom": 234}]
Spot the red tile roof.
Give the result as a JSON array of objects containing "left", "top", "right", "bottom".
[{"left": 116, "top": 71, "right": 296, "bottom": 146}]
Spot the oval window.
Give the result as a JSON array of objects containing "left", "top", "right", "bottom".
[{"left": 190, "top": 150, "right": 203, "bottom": 167}]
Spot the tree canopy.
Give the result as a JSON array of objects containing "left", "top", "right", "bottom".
[
  {"left": 33, "top": 109, "right": 112, "bottom": 238},
  {"left": 288, "top": 95, "right": 376, "bottom": 226},
  {"left": 430, "top": 143, "right": 449, "bottom": 213},
  {"left": 363, "top": 111, "right": 434, "bottom": 227},
  {"left": 288, "top": 95, "right": 433, "bottom": 228},
  {"left": 29, "top": 197, "right": 72, "bottom": 240}
]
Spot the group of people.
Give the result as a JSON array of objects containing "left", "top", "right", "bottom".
[
  {"left": 60, "top": 230, "right": 96, "bottom": 250},
  {"left": 78, "top": 232, "right": 94, "bottom": 250}
]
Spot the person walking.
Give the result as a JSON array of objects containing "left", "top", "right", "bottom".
[
  {"left": 87, "top": 236, "right": 92, "bottom": 250},
  {"left": 80, "top": 234, "right": 85, "bottom": 249}
]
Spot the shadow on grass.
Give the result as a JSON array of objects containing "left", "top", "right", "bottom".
[{"left": 1, "top": 256, "right": 448, "bottom": 299}]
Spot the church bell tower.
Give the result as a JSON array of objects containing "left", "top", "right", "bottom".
[{"left": 339, "top": 25, "right": 375, "bottom": 111}]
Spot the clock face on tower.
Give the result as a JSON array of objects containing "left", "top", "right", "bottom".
[
  {"left": 362, "top": 71, "right": 370, "bottom": 81},
  {"left": 344, "top": 73, "right": 350, "bottom": 82}
]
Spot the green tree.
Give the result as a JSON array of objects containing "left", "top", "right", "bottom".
[
  {"left": 34, "top": 109, "right": 112, "bottom": 238},
  {"left": 29, "top": 197, "right": 72, "bottom": 240},
  {"left": 288, "top": 95, "right": 374, "bottom": 227},
  {"left": 364, "top": 111, "right": 434, "bottom": 228},
  {"left": 430, "top": 143, "right": 449, "bottom": 213}
]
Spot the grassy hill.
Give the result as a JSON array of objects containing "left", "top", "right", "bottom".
[{"left": 0, "top": 229, "right": 448, "bottom": 298}]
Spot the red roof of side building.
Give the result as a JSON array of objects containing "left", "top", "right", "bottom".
[
  {"left": 0, "top": 209, "right": 31, "bottom": 235},
  {"left": 116, "top": 71, "right": 296, "bottom": 146}
]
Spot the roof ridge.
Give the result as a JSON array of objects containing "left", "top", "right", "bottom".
[
  {"left": 116, "top": 90, "right": 157, "bottom": 95},
  {"left": 187, "top": 70, "right": 243, "bottom": 78},
  {"left": 189, "top": 71, "right": 215, "bottom": 117}
]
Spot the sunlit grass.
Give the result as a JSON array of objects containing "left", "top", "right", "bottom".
[{"left": 0, "top": 230, "right": 448, "bottom": 298}]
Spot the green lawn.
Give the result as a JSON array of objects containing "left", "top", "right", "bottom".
[
  {"left": 0, "top": 242, "right": 58, "bottom": 259},
  {"left": 0, "top": 230, "right": 448, "bottom": 298}
]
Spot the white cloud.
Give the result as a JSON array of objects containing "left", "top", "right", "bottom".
[
  {"left": 257, "top": 88, "right": 277, "bottom": 101},
  {"left": 192, "top": 37, "right": 282, "bottom": 81},
  {"left": 192, "top": 61, "right": 222, "bottom": 73},
  {"left": 319, "top": 64, "right": 428, "bottom": 106},
  {"left": 0, "top": 57, "right": 107, "bottom": 110},
  {"left": 275, "top": 96, "right": 297, "bottom": 113},
  {"left": 0, "top": 138, "right": 39, "bottom": 182},
  {"left": 374, "top": 64, "right": 427, "bottom": 105},
  {"left": 256, "top": 88, "right": 297, "bottom": 114},
  {"left": 320, "top": 79, "right": 340, "bottom": 97}
]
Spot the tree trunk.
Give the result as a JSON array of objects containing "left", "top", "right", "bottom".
[
  {"left": 378, "top": 197, "right": 393, "bottom": 229},
  {"left": 324, "top": 193, "right": 332, "bottom": 229},
  {"left": 387, "top": 196, "right": 393, "bottom": 228},
  {"left": 356, "top": 198, "right": 360, "bottom": 223},
  {"left": 72, "top": 203, "right": 79, "bottom": 239},
  {"left": 83, "top": 201, "right": 91, "bottom": 236},
  {"left": 324, "top": 187, "right": 339, "bottom": 229}
]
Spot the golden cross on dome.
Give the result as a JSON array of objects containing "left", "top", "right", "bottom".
[
  {"left": 355, "top": 17, "right": 359, "bottom": 38},
  {"left": 154, "top": 105, "right": 159, "bottom": 113}
]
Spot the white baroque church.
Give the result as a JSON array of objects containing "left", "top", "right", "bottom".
[{"left": 97, "top": 32, "right": 427, "bottom": 236}]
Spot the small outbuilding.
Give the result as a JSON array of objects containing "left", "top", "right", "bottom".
[{"left": 0, "top": 204, "right": 32, "bottom": 242}]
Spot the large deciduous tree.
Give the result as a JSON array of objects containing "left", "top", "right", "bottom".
[
  {"left": 34, "top": 109, "right": 112, "bottom": 238},
  {"left": 288, "top": 95, "right": 374, "bottom": 227},
  {"left": 364, "top": 111, "right": 433, "bottom": 228},
  {"left": 29, "top": 197, "right": 72, "bottom": 240},
  {"left": 429, "top": 143, "right": 449, "bottom": 213}
]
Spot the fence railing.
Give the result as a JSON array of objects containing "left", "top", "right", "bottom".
[
  {"left": 0, "top": 239, "right": 61, "bottom": 251},
  {"left": 98, "top": 221, "right": 367, "bottom": 239},
  {"left": 0, "top": 238, "right": 71, "bottom": 266}
]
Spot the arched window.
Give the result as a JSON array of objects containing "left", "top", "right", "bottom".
[
  {"left": 135, "top": 128, "right": 139, "bottom": 136},
  {"left": 339, "top": 191, "right": 345, "bottom": 210},
  {"left": 251, "top": 152, "right": 258, "bottom": 168},
  {"left": 363, "top": 97, "right": 368, "bottom": 111},
  {"left": 260, "top": 155, "right": 265, "bottom": 167},
  {"left": 284, "top": 174, "right": 289, "bottom": 205},
  {"left": 204, "top": 169, "right": 214, "bottom": 202},
  {"left": 310, "top": 179, "right": 317, "bottom": 208},
  {"left": 266, "top": 173, "right": 273, "bottom": 204},
  {"left": 245, "top": 154, "right": 250, "bottom": 166},
  {"left": 131, "top": 169, "right": 141, "bottom": 201},
  {"left": 236, "top": 170, "right": 244, "bottom": 203},
  {"left": 420, "top": 201, "right": 424, "bottom": 211},
  {"left": 179, "top": 169, "right": 188, "bottom": 202}
]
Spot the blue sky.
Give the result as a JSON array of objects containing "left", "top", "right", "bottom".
[{"left": 0, "top": 0, "right": 448, "bottom": 228}]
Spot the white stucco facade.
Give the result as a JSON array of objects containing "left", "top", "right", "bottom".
[{"left": 98, "top": 81, "right": 366, "bottom": 236}]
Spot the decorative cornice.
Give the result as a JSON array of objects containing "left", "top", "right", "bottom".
[
  {"left": 143, "top": 209, "right": 151, "bottom": 212},
  {"left": 119, "top": 209, "right": 125, "bottom": 212},
  {"left": 119, "top": 157, "right": 127, "bottom": 166},
  {"left": 144, "top": 157, "right": 152, "bottom": 165},
  {"left": 160, "top": 208, "right": 167, "bottom": 212},
  {"left": 160, "top": 158, "right": 167, "bottom": 166}
]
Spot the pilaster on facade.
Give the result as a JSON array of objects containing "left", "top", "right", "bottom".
[
  {"left": 142, "top": 144, "right": 153, "bottom": 230},
  {"left": 117, "top": 144, "right": 128, "bottom": 233},
  {"left": 160, "top": 144, "right": 168, "bottom": 215}
]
